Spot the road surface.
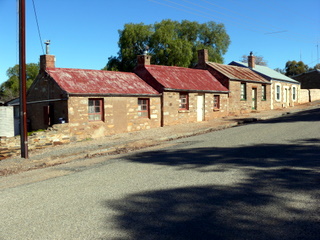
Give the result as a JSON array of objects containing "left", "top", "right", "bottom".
[{"left": 1, "top": 108, "right": 319, "bottom": 239}]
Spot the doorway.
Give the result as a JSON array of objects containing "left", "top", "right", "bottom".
[
  {"left": 197, "top": 94, "right": 205, "bottom": 121},
  {"left": 251, "top": 88, "right": 257, "bottom": 110}
]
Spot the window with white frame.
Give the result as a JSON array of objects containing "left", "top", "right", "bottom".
[
  {"left": 276, "top": 84, "right": 281, "bottom": 101},
  {"left": 240, "top": 83, "right": 247, "bottom": 100},
  {"left": 292, "top": 86, "right": 297, "bottom": 101},
  {"left": 262, "top": 85, "right": 266, "bottom": 100}
]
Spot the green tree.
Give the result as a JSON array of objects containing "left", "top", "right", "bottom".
[
  {"left": 285, "top": 60, "right": 309, "bottom": 76},
  {"left": 0, "top": 63, "right": 39, "bottom": 102},
  {"left": 103, "top": 19, "right": 230, "bottom": 71},
  {"left": 313, "top": 63, "right": 320, "bottom": 70}
]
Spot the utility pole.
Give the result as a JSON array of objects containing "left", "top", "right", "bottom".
[{"left": 19, "top": 0, "right": 28, "bottom": 158}]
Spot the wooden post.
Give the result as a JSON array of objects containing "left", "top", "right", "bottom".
[{"left": 19, "top": 0, "right": 28, "bottom": 158}]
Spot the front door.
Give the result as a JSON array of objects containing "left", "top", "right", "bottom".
[
  {"left": 197, "top": 94, "right": 205, "bottom": 121},
  {"left": 252, "top": 88, "right": 257, "bottom": 110}
]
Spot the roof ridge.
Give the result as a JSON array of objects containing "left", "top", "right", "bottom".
[{"left": 46, "top": 67, "right": 135, "bottom": 75}]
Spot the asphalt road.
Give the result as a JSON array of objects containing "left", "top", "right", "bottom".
[{"left": 1, "top": 108, "right": 319, "bottom": 240}]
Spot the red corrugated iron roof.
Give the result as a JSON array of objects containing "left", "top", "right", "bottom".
[
  {"left": 46, "top": 68, "right": 159, "bottom": 95},
  {"left": 144, "top": 65, "right": 228, "bottom": 92},
  {"left": 207, "top": 62, "right": 269, "bottom": 83}
]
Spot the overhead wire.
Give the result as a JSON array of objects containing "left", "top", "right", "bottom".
[
  {"left": 149, "top": 0, "right": 264, "bottom": 33},
  {"left": 32, "top": 0, "right": 45, "bottom": 55},
  {"left": 148, "top": 0, "right": 317, "bottom": 44}
]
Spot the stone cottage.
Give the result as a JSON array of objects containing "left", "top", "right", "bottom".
[
  {"left": 230, "top": 53, "right": 300, "bottom": 109},
  {"left": 26, "top": 54, "right": 161, "bottom": 139},
  {"left": 196, "top": 49, "right": 271, "bottom": 115},
  {"left": 134, "top": 54, "right": 229, "bottom": 126}
]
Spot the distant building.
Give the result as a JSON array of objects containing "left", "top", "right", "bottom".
[
  {"left": 292, "top": 69, "right": 320, "bottom": 89},
  {"left": 230, "top": 54, "right": 300, "bottom": 109}
]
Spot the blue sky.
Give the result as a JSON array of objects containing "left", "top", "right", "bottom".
[{"left": 0, "top": 0, "right": 319, "bottom": 85}]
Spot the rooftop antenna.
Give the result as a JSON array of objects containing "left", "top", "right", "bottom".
[{"left": 44, "top": 40, "right": 50, "bottom": 54}]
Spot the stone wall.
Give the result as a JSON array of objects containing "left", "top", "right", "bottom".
[
  {"left": 299, "top": 89, "right": 310, "bottom": 103},
  {"left": 67, "top": 96, "right": 161, "bottom": 140},
  {"left": 162, "top": 92, "right": 229, "bottom": 126},
  {"left": 310, "top": 89, "right": 320, "bottom": 101},
  {"left": 271, "top": 81, "right": 300, "bottom": 109},
  {"left": 299, "top": 89, "right": 320, "bottom": 103},
  {"left": 0, "top": 124, "right": 71, "bottom": 159},
  {"left": 228, "top": 81, "right": 272, "bottom": 115}
]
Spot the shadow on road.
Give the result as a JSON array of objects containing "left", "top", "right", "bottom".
[
  {"left": 125, "top": 139, "right": 319, "bottom": 189},
  {"left": 103, "top": 184, "right": 319, "bottom": 240},
  {"left": 101, "top": 108, "right": 320, "bottom": 239},
  {"left": 258, "top": 107, "right": 320, "bottom": 124},
  {"left": 102, "top": 138, "right": 319, "bottom": 240}
]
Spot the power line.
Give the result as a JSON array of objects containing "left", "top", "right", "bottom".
[
  {"left": 148, "top": 0, "right": 317, "bottom": 44},
  {"left": 148, "top": 0, "right": 263, "bottom": 33},
  {"left": 32, "top": 0, "right": 45, "bottom": 55}
]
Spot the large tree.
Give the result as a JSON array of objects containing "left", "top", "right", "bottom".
[
  {"left": 284, "top": 60, "right": 310, "bottom": 76},
  {"left": 103, "top": 19, "right": 230, "bottom": 71},
  {"left": 0, "top": 63, "right": 39, "bottom": 102}
]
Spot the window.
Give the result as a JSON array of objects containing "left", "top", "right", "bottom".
[
  {"left": 138, "top": 98, "right": 149, "bottom": 118},
  {"left": 292, "top": 86, "right": 297, "bottom": 101},
  {"left": 276, "top": 84, "right": 281, "bottom": 101},
  {"left": 213, "top": 95, "right": 220, "bottom": 109},
  {"left": 240, "top": 83, "right": 247, "bottom": 100},
  {"left": 262, "top": 85, "right": 266, "bottom": 100},
  {"left": 88, "top": 98, "right": 104, "bottom": 121},
  {"left": 179, "top": 93, "right": 189, "bottom": 110}
]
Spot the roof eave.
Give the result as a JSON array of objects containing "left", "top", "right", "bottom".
[
  {"left": 68, "top": 93, "right": 161, "bottom": 97},
  {"left": 229, "top": 78, "right": 271, "bottom": 84},
  {"left": 164, "top": 88, "right": 229, "bottom": 93}
]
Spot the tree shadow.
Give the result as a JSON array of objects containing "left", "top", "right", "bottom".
[
  {"left": 101, "top": 140, "right": 319, "bottom": 239},
  {"left": 101, "top": 108, "right": 320, "bottom": 239},
  {"left": 257, "top": 107, "right": 320, "bottom": 124},
  {"left": 103, "top": 184, "right": 319, "bottom": 240}
]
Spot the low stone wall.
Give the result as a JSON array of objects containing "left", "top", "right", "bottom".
[
  {"left": 0, "top": 124, "right": 71, "bottom": 160},
  {"left": 299, "top": 89, "right": 320, "bottom": 103},
  {"left": 300, "top": 89, "right": 310, "bottom": 103},
  {"left": 310, "top": 89, "right": 320, "bottom": 101}
]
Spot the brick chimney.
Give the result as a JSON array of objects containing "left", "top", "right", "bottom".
[
  {"left": 248, "top": 51, "right": 255, "bottom": 68},
  {"left": 197, "top": 49, "right": 208, "bottom": 69},
  {"left": 137, "top": 54, "right": 151, "bottom": 67},
  {"left": 40, "top": 54, "right": 55, "bottom": 70},
  {"left": 40, "top": 40, "right": 55, "bottom": 70}
]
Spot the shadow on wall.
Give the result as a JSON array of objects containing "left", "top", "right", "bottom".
[{"left": 102, "top": 137, "right": 319, "bottom": 240}]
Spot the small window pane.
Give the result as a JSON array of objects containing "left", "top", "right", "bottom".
[
  {"left": 179, "top": 93, "right": 188, "bottom": 109},
  {"left": 88, "top": 99, "right": 103, "bottom": 121},
  {"left": 138, "top": 98, "right": 149, "bottom": 118}
]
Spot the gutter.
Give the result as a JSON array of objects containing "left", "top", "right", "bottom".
[
  {"left": 229, "top": 78, "right": 271, "bottom": 84},
  {"left": 68, "top": 93, "right": 162, "bottom": 97},
  {"left": 163, "top": 88, "right": 229, "bottom": 93}
]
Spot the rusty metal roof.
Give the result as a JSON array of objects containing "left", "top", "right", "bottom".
[
  {"left": 46, "top": 68, "right": 159, "bottom": 95},
  {"left": 207, "top": 62, "right": 269, "bottom": 83},
  {"left": 144, "top": 65, "right": 228, "bottom": 92}
]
